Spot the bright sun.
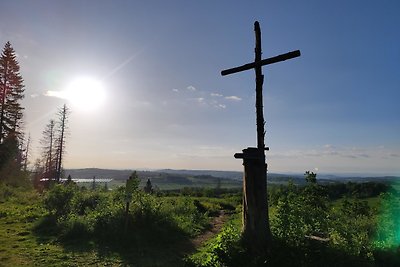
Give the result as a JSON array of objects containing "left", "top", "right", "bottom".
[{"left": 65, "top": 77, "right": 106, "bottom": 112}]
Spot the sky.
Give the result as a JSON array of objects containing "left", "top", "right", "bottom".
[{"left": 0, "top": 1, "right": 399, "bottom": 175}]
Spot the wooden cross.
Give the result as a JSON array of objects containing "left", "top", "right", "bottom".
[
  {"left": 221, "top": 21, "right": 300, "bottom": 153},
  {"left": 220, "top": 21, "right": 300, "bottom": 249}
]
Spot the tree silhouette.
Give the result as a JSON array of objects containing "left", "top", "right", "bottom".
[
  {"left": 0, "top": 42, "right": 25, "bottom": 179},
  {"left": 144, "top": 178, "right": 153, "bottom": 194},
  {"left": 0, "top": 42, "right": 24, "bottom": 144},
  {"left": 40, "top": 120, "right": 56, "bottom": 179},
  {"left": 39, "top": 105, "right": 70, "bottom": 182},
  {"left": 55, "top": 104, "right": 69, "bottom": 182},
  {"left": 305, "top": 171, "right": 317, "bottom": 184}
]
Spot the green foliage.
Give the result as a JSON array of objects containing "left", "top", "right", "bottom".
[
  {"left": 271, "top": 181, "right": 329, "bottom": 246},
  {"left": 324, "top": 182, "right": 390, "bottom": 200},
  {"left": 39, "top": 183, "right": 211, "bottom": 245},
  {"left": 329, "top": 198, "right": 375, "bottom": 259},
  {"left": 163, "top": 197, "right": 209, "bottom": 236},
  {"left": 70, "top": 190, "right": 105, "bottom": 216},
  {"left": 271, "top": 182, "right": 307, "bottom": 245},
  {"left": 3, "top": 177, "right": 400, "bottom": 266},
  {"left": 0, "top": 183, "right": 15, "bottom": 202},
  {"left": 268, "top": 178, "right": 390, "bottom": 265},
  {"left": 305, "top": 171, "right": 317, "bottom": 184},
  {"left": 43, "top": 184, "right": 76, "bottom": 217},
  {"left": 187, "top": 223, "right": 243, "bottom": 267}
]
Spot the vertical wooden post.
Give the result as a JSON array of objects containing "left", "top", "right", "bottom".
[
  {"left": 254, "top": 21, "right": 265, "bottom": 151},
  {"left": 235, "top": 147, "right": 271, "bottom": 252}
]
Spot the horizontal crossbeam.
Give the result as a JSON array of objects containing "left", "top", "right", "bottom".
[{"left": 221, "top": 50, "right": 300, "bottom": 76}]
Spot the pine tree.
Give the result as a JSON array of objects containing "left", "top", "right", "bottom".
[
  {"left": 0, "top": 42, "right": 25, "bottom": 179},
  {"left": 0, "top": 41, "right": 25, "bottom": 144}
]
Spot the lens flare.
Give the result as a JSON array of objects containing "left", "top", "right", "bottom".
[{"left": 373, "top": 180, "right": 400, "bottom": 249}]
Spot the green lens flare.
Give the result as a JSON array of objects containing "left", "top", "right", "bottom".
[{"left": 373, "top": 180, "right": 400, "bottom": 249}]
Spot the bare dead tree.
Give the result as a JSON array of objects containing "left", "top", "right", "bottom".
[
  {"left": 40, "top": 120, "right": 56, "bottom": 179},
  {"left": 55, "top": 104, "right": 69, "bottom": 182}
]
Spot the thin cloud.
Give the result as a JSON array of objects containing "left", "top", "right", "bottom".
[
  {"left": 211, "top": 93, "right": 223, "bottom": 97},
  {"left": 187, "top": 85, "right": 196, "bottom": 91},
  {"left": 44, "top": 90, "right": 67, "bottom": 99},
  {"left": 174, "top": 86, "right": 233, "bottom": 110},
  {"left": 225, "top": 95, "right": 242, "bottom": 101},
  {"left": 218, "top": 104, "right": 226, "bottom": 109}
]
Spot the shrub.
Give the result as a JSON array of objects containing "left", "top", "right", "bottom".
[
  {"left": 59, "top": 214, "right": 91, "bottom": 241},
  {"left": 187, "top": 223, "right": 243, "bottom": 267},
  {"left": 43, "top": 184, "right": 76, "bottom": 217},
  {"left": 71, "top": 190, "right": 106, "bottom": 216}
]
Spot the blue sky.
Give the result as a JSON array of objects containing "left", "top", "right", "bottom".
[{"left": 0, "top": 1, "right": 399, "bottom": 175}]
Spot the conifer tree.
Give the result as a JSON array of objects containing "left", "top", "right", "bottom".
[
  {"left": 0, "top": 41, "right": 25, "bottom": 144},
  {"left": 0, "top": 42, "right": 25, "bottom": 178}
]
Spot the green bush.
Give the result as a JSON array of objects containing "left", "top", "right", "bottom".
[
  {"left": 187, "top": 223, "right": 243, "bottom": 267},
  {"left": 0, "top": 183, "right": 16, "bottom": 202},
  {"left": 163, "top": 197, "right": 209, "bottom": 236},
  {"left": 59, "top": 214, "right": 91, "bottom": 241},
  {"left": 71, "top": 190, "right": 106, "bottom": 215},
  {"left": 39, "top": 184, "right": 211, "bottom": 247},
  {"left": 270, "top": 182, "right": 329, "bottom": 246},
  {"left": 329, "top": 199, "right": 375, "bottom": 259},
  {"left": 43, "top": 184, "right": 76, "bottom": 217}
]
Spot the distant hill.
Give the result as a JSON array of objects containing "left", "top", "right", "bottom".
[
  {"left": 158, "top": 169, "right": 243, "bottom": 180},
  {"left": 64, "top": 168, "right": 400, "bottom": 190},
  {"left": 64, "top": 168, "right": 242, "bottom": 190}
]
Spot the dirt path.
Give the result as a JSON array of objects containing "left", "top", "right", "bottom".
[{"left": 191, "top": 210, "right": 229, "bottom": 249}]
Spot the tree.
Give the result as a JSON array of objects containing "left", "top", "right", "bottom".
[
  {"left": 38, "top": 104, "right": 69, "bottom": 183},
  {"left": 0, "top": 42, "right": 25, "bottom": 181},
  {"left": 40, "top": 120, "right": 56, "bottom": 179},
  {"left": 305, "top": 171, "right": 317, "bottom": 184},
  {"left": 144, "top": 178, "right": 153, "bottom": 194},
  {"left": 22, "top": 133, "right": 31, "bottom": 171},
  {"left": 0, "top": 42, "right": 24, "bottom": 144},
  {"left": 55, "top": 104, "right": 69, "bottom": 182},
  {"left": 272, "top": 173, "right": 329, "bottom": 245}
]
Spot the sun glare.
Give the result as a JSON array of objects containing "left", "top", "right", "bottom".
[{"left": 65, "top": 77, "right": 106, "bottom": 112}]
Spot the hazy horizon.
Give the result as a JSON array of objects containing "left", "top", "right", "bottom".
[{"left": 64, "top": 166, "right": 399, "bottom": 178}]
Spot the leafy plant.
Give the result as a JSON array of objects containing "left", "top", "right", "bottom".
[{"left": 43, "top": 184, "right": 76, "bottom": 217}]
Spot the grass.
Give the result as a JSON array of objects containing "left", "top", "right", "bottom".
[
  {"left": 3, "top": 181, "right": 399, "bottom": 266},
  {"left": 0, "top": 184, "right": 237, "bottom": 266}
]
